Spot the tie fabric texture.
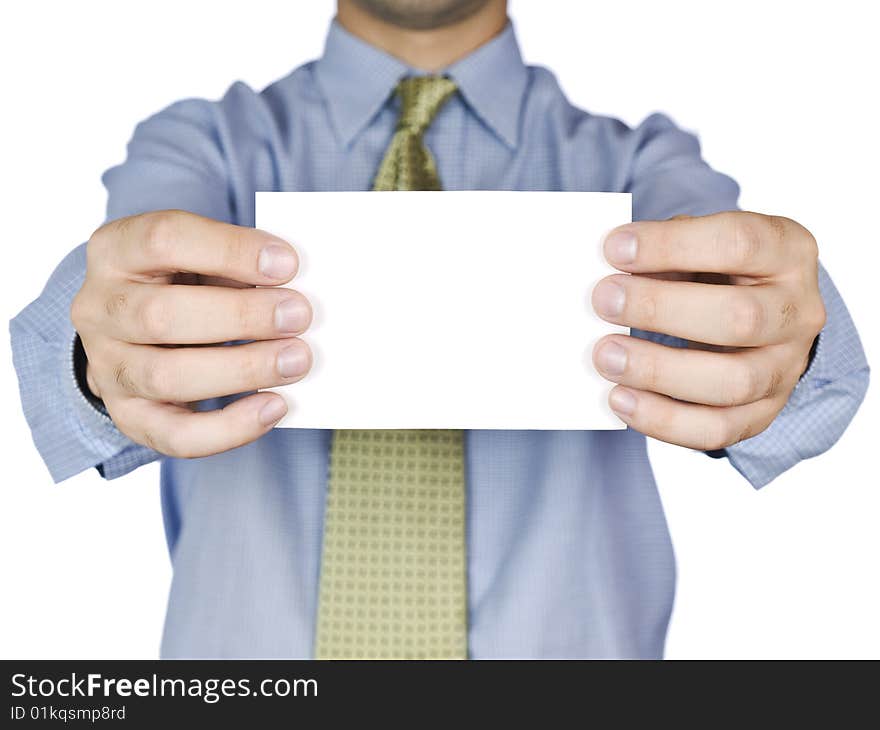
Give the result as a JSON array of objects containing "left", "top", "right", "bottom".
[{"left": 314, "top": 76, "right": 468, "bottom": 659}]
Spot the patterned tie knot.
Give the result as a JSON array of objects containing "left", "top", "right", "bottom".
[{"left": 395, "top": 76, "right": 457, "bottom": 135}]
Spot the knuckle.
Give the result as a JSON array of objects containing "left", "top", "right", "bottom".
[
  {"left": 723, "top": 362, "right": 761, "bottom": 406},
  {"left": 640, "top": 352, "right": 660, "bottom": 392},
  {"left": 653, "top": 224, "right": 676, "bottom": 267},
  {"left": 138, "top": 293, "right": 172, "bottom": 341},
  {"left": 113, "top": 212, "right": 138, "bottom": 241},
  {"left": 222, "top": 229, "right": 249, "bottom": 273},
  {"left": 112, "top": 360, "right": 137, "bottom": 394},
  {"left": 727, "top": 214, "right": 762, "bottom": 269},
  {"left": 108, "top": 401, "right": 186, "bottom": 458},
  {"left": 702, "top": 413, "right": 736, "bottom": 451},
  {"left": 780, "top": 300, "right": 798, "bottom": 329},
  {"left": 765, "top": 368, "right": 785, "bottom": 400},
  {"left": 163, "top": 426, "right": 201, "bottom": 459},
  {"left": 764, "top": 214, "right": 788, "bottom": 246},
  {"left": 144, "top": 425, "right": 184, "bottom": 458},
  {"left": 142, "top": 430, "right": 161, "bottom": 453},
  {"left": 791, "top": 219, "right": 819, "bottom": 261},
  {"left": 84, "top": 239, "right": 102, "bottom": 271},
  {"left": 804, "top": 230, "right": 820, "bottom": 262},
  {"left": 633, "top": 289, "right": 659, "bottom": 328},
  {"left": 140, "top": 210, "right": 181, "bottom": 262},
  {"left": 69, "top": 290, "right": 91, "bottom": 331},
  {"left": 809, "top": 300, "right": 827, "bottom": 335},
  {"left": 104, "top": 291, "right": 128, "bottom": 319},
  {"left": 235, "top": 295, "right": 260, "bottom": 335},
  {"left": 103, "top": 399, "right": 133, "bottom": 437},
  {"left": 237, "top": 349, "right": 262, "bottom": 388},
  {"left": 139, "top": 356, "right": 172, "bottom": 401},
  {"left": 728, "top": 292, "right": 765, "bottom": 344},
  {"left": 170, "top": 445, "right": 198, "bottom": 460},
  {"left": 731, "top": 421, "right": 754, "bottom": 447},
  {"left": 85, "top": 223, "right": 112, "bottom": 266},
  {"left": 650, "top": 399, "right": 676, "bottom": 439}
]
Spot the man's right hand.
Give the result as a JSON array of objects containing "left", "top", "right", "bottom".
[{"left": 70, "top": 210, "right": 313, "bottom": 458}]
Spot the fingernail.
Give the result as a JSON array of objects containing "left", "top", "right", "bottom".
[
  {"left": 258, "top": 397, "right": 287, "bottom": 426},
  {"left": 592, "top": 279, "right": 626, "bottom": 318},
  {"left": 277, "top": 344, "right": 309, "bottom": 378},
  {"left": 609, "top": 388, "right": 637, "bottom": 417},
  {"left": 275, "top": 298, "right": 310, "bottom": 334},
  {"left": 595, "top": 341, "right": 628, "bottom": 376},
  {"left": 258, "top": 243, "right": 298, "bottom": 280},
  {"left": 603, "top": 230, "right": 638, "bottom": 265}
]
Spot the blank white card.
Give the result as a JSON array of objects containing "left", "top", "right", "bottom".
[{"left": 256, "top": 191, "right": 629, "bottom": 430}]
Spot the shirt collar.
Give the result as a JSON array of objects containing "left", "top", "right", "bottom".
[
  {"left": 445, "top": 21, "right": 527, "bottom": 149},
  {"left": 313, "top": 19, "right": 528, "bottom": 150}
]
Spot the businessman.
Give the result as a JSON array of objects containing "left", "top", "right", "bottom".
[{"left": 11, "top": 0, "right": 869, "bottom": 658}]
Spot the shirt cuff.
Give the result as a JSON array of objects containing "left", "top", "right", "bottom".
[
  {"left": 722, "top": 264, "right": 870, "bottom": 489},
  {"left": 722, "top": 328, "right": 823, "bottom": 488},
  {"left": 62, "top": 332, "right": 154, "bottom": 476},
  {"left": 65, "top": 333, "right": 159, "bottom": 480}
]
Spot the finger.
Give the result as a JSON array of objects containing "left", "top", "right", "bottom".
[
  {"left": 593, "top": 334, "right": 796, "bottom": 407},
  {"left": 592, "top": 274, "right": 798, "bottom": 347},
  {"left": 111, "top": 391, "right": 289, "bottom": 459},
  {"left": 94, "top": 210, "right": 299, "bottom": 285},
  {"left": 602, "top": 211, "right": 812, "bottom": 277},
  {"left": 105, "top": 284, "right": 312, "bottom": 344},
  {"left": 110, "top": 338, "right": 312, "bottom": 402},
  {"left": 607, "top": 385, "right": 784, "bottom": 452}
]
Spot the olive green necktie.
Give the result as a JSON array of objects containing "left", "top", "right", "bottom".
[{"left": 314, "top": 76, "right": 467, "bottom": 659}]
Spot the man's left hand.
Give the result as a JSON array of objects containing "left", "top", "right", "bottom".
[{"left": 591, "top": 211, "right": 826, "bottom": 451}]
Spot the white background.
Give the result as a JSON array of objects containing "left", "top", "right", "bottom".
[{"left": 0, "top": 0, "right": 877, "bottom": 659}]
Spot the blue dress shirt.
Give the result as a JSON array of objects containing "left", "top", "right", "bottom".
[{"left": 10, "top": 21, "right": 869, "bottom": 658}]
